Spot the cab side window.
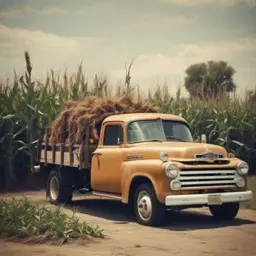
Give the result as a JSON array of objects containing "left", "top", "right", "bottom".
[{"left": 103, "top": 124, "right": 123, "bottom": 146}]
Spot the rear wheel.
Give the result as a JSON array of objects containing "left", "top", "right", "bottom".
[
  {"left": 133, "top": 183, "right": 166, "bottom": 226},
  {"left": 46, "top": 169, "right": 73, "bottom": 205},
  {"left": 209, "top": 202, "right": 239, "bottom": 220}
]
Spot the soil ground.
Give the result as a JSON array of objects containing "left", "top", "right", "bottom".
[{"left": 0, "top": 190, "right": 256, "bottom": 256}]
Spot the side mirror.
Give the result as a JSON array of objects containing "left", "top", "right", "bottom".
[{"left": 200, "top": 134, "right": 207, "bottom": 143}]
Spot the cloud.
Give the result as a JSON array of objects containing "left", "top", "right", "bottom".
[
  {"left": 119, "top": 12, "right": 198, "bottom": 35},
  {"left": 110, "top": 37, "right": 256, "bottom": 94},
  {"left": 162, "top": 0, "right": 256, "bottom": 6},
  {"left": 139, "top": 12, "right": 198, "bottom": 27},
  {"left": 179, "top": 37, "right": 256, "bottom": 59},
  {"left": 0, "top": 21, "right": 255, "bottom": 97},
  {"left": 0, "top": 6, "right": 68, "bottom": 20},
  {"left": 0, "top": 23, "right": 106, "bottom": 77},
  {"left": 0, "top": 1, "right": 116, "bottom": 20}
]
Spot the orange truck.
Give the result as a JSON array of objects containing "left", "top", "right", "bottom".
[{"left": 34, "top": 113, "right": 253, "bottom": 226}]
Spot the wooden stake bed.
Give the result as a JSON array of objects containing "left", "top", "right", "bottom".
[{"left": 38, "top": 127, "right": 97, "bottom": 169}]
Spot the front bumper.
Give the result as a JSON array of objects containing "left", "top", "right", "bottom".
[{"left": 165, "top": 191, "right": 253, "bottom": 206}]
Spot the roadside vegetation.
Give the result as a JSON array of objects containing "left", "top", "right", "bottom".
[
  {"left": 0, "top": 52, "right": 255, "bottom": 189},
  {"left": 0, "top": 198, "right": 104, "bottom": 244}
]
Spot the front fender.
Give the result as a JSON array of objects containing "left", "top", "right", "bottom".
[{"left": 121, "top": 159, "right": 169, "bottom": 204}]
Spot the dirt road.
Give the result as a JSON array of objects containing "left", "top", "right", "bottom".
[{"left": 1, "top": 190, "right": 256, "bottom": 256}]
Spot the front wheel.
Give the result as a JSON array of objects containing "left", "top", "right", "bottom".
[
  {"left": 209, "top": 202, "right": 239, "bottom": 220},
  {"left": 133, "top": 183, "right": 166, "bottom": 226},
  {"left": 46, "top": 169, "right": 73, "bottom": 205}
]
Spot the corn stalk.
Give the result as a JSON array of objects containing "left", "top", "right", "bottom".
[{"left": 0, "top": 52, "right": 255, "bottom": 190}]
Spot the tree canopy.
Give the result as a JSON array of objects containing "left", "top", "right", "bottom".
[{"left": 184, "top": 61, "right": 236, "bottom": 99}]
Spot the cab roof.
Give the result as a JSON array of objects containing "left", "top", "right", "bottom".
[{"left": 102, "top": 113, "right": 187, "bottom": 124}]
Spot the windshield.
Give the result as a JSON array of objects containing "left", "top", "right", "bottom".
[{"left": 127, "top": 119, "right": 193, "bottom": 143}]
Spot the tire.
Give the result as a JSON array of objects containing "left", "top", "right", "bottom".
[
  {"left": 209, "top": 202, "right": 239, "bottom": 220},
  {"left": 133, "top": 183, "right": 166, "bottom": 226},
  {"left": 46, "top": 169, "right": 73, "bottom": 205}
]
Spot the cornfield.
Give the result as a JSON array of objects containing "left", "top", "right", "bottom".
[{"left": 0, "top": 52, "right": 255, "bottom": 189}]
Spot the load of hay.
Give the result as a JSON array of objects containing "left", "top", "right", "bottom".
[{"left": 48, "top": 95, "right": 158, "bottom": 145}]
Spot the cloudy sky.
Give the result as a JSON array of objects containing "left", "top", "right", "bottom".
[{"left": 0, "top": 0, "right": 255, "bottom": 96}]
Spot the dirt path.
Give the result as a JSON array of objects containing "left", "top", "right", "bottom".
[{"left": 1, "top": 190, "right": 256, "bottom": 256}]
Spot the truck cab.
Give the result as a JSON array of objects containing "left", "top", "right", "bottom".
[{"left": 40, "top": 113, "right": 253, "bottom": 226}]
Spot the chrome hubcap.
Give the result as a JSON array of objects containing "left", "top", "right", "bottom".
[
  {"left": 137, "top": 191, "right": 152, "bottom": 221},
  {"left": 50, "top": 176, "right": 59, "bottom": 200}
]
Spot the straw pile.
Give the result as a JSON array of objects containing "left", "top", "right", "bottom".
[{"left": 48, "top": 95, "right": 158, "bottom": 144}]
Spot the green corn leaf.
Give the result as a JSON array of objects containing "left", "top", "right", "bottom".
[
  {"left": 231, "top": 140, "right": 248, "bottom": 149},
  {"left": 14, "top": 140, "right": 27, "bottom": 146},
  {"left": 3, "top": 114, "right": 15, "bottom": 120},
  {"left": 13, "top": 128, "right": 27, "bottom": 139}
]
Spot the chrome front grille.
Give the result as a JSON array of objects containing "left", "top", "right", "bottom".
[
  {"left": 179, "top": 159, "right": 230, "bottom": 165},
  {"left": 179, "top": 169, "right": 237, "bottom": 190}
]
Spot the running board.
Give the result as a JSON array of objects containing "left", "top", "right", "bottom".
[{"left": 92, "top": 191, "right": 122, "bottom": 200}]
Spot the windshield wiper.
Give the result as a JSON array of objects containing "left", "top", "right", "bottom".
[{"left": 165, "top": 136, "right": 186, "bottom": 142}]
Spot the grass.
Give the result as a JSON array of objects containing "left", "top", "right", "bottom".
[{"left": 0, "top": 198, "right": 104, "bottom": 245}]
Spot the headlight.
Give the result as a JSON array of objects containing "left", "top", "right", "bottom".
[
  {"left": 164, "top": 163, "right": 180, "bottom": 178},
  {"left": 170, "top": 179, "right": 181, "bottom": 190},
  {"left": 237, "top": 161, "right": 249, "bottom": 175},
  {"left": 160, "top": 152, "right": 168, "bottom": 162},
  {"left": 235, "top": 176, "right": 245, "bottom": 188}
]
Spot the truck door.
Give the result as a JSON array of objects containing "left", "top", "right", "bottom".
[{"left": 91, "top": 122, "right": 125, "bottom": 194}]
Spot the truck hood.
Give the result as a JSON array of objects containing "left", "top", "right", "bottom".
[{"left": 127, "top": 142, "right": 228, "bottom": 160}]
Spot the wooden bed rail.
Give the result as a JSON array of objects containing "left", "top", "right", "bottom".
[{"left": 37, "top": 126, "right": 96, "bottom": 169}]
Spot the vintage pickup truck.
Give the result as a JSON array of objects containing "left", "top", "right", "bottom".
[{"left": 35, "top": 113, "right": 253, "bottom": 226}]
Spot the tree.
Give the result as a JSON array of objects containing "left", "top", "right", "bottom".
[{"left": 185, "top": 61, "right": 236, "bottom": 99}]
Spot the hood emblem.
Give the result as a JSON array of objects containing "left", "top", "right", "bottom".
[
  {"left": 194, "top": 151, "right": 223, "bottom": 163},
  {"left": 125, "top": 154, "right": 143, "bottom": 160}
]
